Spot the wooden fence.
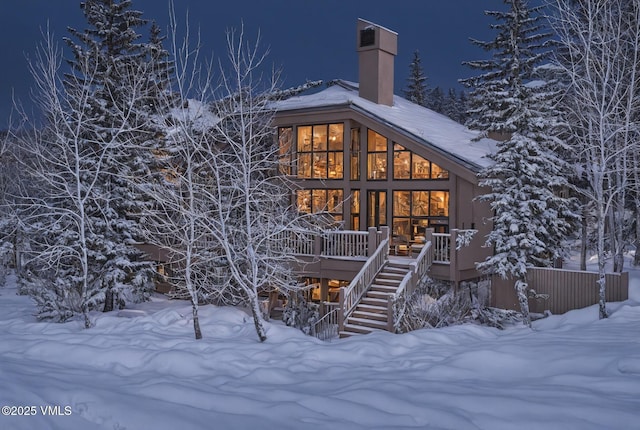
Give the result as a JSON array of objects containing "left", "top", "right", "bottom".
[{"left": 492, "top": 267, "right": 629, "bottom": 315}]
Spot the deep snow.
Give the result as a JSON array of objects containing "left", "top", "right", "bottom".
[{"left": 0, "top": 262, "right": 639, "bottom": 430}]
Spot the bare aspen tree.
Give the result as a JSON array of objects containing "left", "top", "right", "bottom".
[
  {"left": 134, "top": 13, "right": 308, "bottom": 341},
  {"left": 13, "top": 33, "right": 151, "bottom": 326},
  {"left": 553, "top": 0, "right": 640, "bottom": 318}
]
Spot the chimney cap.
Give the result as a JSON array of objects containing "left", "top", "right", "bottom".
[{"left": 356, "top": 18, "right": 398, "bottom": 55}]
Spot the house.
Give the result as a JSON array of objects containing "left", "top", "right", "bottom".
[{"left": 271, "top": 19, "right": 496, "bottom": 317}]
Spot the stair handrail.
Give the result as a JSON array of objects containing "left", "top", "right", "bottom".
[
  {"left": 339, "top": 236, "right": 390, "bottom": 329},
  {"left": 311, "top": 306, "right": 340, "bottom": 341},
  {"left": 386, "top": 270, "right": 414, "bottom": 332},
  {"left": 388, "top": 240, "right": 434, "bottom": 333},
  {"left": 412, "top": 240, "right": 433, "bottom": 281}
]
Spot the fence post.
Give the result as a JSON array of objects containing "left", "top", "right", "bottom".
[{"left": 387, "top": 298, "right": 394, "bottom": 333}]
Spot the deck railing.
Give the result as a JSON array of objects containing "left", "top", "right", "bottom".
[
  {"left": 310, "top": 301, "right": 340, "bottom": 341},
  {"left": 388, "top": 239, "right": 434, "bottom": 332},
  {"left": 322, "top": 231, "right": 369, "bottom": 257},
  {"left": 339, "top": 233, "right": 390, "bottom": 330},
  {"left": 272, "top": 230, "right": 316, "bottom": 255},
  {"left": 433, "top": 233, "right": 451, "bottom": 263},
  {"left": 413, "top": 240, "right": 433, "bottom": 280},
  {"left": 273, "top": 229, "right": 379, "bottom": 258}
]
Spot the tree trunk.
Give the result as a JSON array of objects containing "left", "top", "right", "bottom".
[
  {"left": 250, "top": 297, "right": 267, "bottom": 342},
  {"left": 192, "top": 301, "right": 202, "bottom": 340},
  {"left": 82, "top": 303, "right": 91, "bottom": 329},
  {"left": 103, "top": 288, "right": 114, "bottom": 312},
  {"left": 515, "top": 278, "right": 531, "bottom": 328},
  {"left": 597, "top": 273, "right": 608, "bottom": 319},
  {"left": 580, "top": 206, "right": 588, "bottom": 271},
  {"left": 597, "top": 214, "right": 608, "bottom": 319}
]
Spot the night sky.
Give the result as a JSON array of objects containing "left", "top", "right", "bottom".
[{"left": 0, "top": 0, "right": 545, "bottom": 127}]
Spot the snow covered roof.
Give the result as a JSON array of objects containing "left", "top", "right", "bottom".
[{"left": 273, "top": 81, "right": 496, "bottom": 172}]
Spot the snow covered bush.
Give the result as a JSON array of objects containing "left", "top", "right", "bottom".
[
  {"left": 282, "top": 291, "right": 320, "bottom": 335},
  {"left": 18, "top": 272, "right": 83, "bottom": 323},
  {"left": 395, "top": 277, "right": 521, "bottom": 332},
  {"left": 0, "top": 241, "right": 12, "bottom": 287}
]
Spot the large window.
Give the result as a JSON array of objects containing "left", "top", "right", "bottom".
[
  {"left": 393, "top": 143, "right": 449, "bottom": 180},
  {"left": 392, "top": 190, "right": 449, "bottom": 238},
  {"left": 367, "top": 130, "right": 387, "bottom": 180},
  {"left": 278, "top": 127, "right": 293, "bottom": 175},
  {"left": 297, "top": 124, "right": 344, "bottom": 179},
  {"left": 297, "top": 189, "right": 344, "bottom": 221},
  {"left": 350, "top": 128, "right": 360, "bottom": 181},
  {"left": 350, "top": 190, "right": 360, "bottom": 231}
]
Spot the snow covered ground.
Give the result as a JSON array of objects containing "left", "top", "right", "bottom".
[{"left": 1, "top": 264, "right": 639, "bottom": 430}]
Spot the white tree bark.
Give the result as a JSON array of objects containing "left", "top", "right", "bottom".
[
  {"left": 12, "top": 33, "right": 146, "bottom": 326},
  {"left": 554, "top": 0, "right": 640, "bottom": 318}
]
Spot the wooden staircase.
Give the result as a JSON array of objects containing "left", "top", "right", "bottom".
[{"left": 340, "top": 261, "right": 412, "bottom": 338}]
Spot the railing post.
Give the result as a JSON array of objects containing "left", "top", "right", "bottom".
[
  {"left": 314, "top": 233, "right": 323, "bottom": 257},
  {"left": 450, "top": 229, "right": 460, "bottom": 291},
  {"left": 367, "top": 227, "right": 378, "bottom": 257},
  {"left": 338, "top": 287, "right": 345, "bottom": 333},
  {"left": 424, "top": 228, "right": 434, "bottom": 249},
  {"left": 387, "top": 298, "right": 394, "bottom": 333}
]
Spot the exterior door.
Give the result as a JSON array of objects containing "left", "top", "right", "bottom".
[{"left": 367, "top": 190, "right": 387, "bottom": 228}]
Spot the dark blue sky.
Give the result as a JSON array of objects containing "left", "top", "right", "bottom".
[{"left": 0, "top": 0, "right": 545, "bottom": 127}]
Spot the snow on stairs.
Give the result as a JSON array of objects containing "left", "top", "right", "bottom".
[{"left": 340, "top": 262, "right": 412, "bottom": 338}]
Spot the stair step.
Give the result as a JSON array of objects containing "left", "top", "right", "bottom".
[
  {"left": 381, "top": 271, "right": 410, "bottom": 278},
  {"left": 367, "top": 290, "right": 393, "bottom": 300},
  {"left": 361, "top": 297, "right": 388, "bottom": 307},
  {"left": 377, "top": 273, "right": 405, "bottom": 280},
  {"left": 352, "top": 310, "right": 388, "bottom": 322},
  {"left": 369, "top": 285, "right": 398, "bottom": 293},
  {"left": 387, "top": 262, "right": 413, "bottom": 270},
  {"left": 346, "top": 316, "right": 389, "bottom": 330},
  {"left": 341, "top": 323, "right": 374, "bottom": 335},
  {"left": 355, "top": 304, "right": 387, "bottom": 314},
  {"left": 372, "top": 281, "right": 401, "bottom": 289}
]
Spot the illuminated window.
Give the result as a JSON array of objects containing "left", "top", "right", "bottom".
[
  {"left": 350, "top": 128, "right": 360, "bottom": 180},
  {"left": 351, "top": 190, "right": 360, "bottom": 230},
  {"left": 392, "top": 190, "right": 449, "bottom": 237},
  {"left": 296, "top": 189, "right": 344, "bottom": 221},
  {"left": 278, "top": 127, "right": 293, "bottom": 175},
  {"left": 393, "top": 144, "right": 411, "bottom": 179},
  {"left": 393, "top": 143, "right": 450, "bottom": 180},
  {"left": 367, "top": 130, "right": 387, "bottom": 180},
  {"left": 296, "top": 124, "right": 343, "bottom": 179}
]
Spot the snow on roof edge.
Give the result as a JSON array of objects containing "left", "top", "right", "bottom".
[{"left": 273, "top": 81, "right": 495, "bottom": 172}]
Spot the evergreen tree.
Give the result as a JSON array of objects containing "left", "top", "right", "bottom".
[
  {"left": 462, "top": 0, "right": 577, "bottom": 326},
  {"left": 427, "top": 86, "right": 444, "bottom": 113},
  {"left": 456, "top": 91, "right": 468, "bottom": 124},
  {"left": 403, "top": 50, "right": 428, "bottom": 107},
  {"left": 63, "top": 0, "right": 163, "bottom": 312},
  {"left": 442, "top": 88, "right": 459, "bottom": 120}
]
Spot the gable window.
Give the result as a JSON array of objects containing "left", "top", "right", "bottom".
[
  {"left": 367, "top": 130, "right": 387, "bottom": 180},
  {"left": 393, "top": 143, "right": 449, "bottom": 180},
  {"left": 297, "top": 124, "right": 344, "bottom": 179}
]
